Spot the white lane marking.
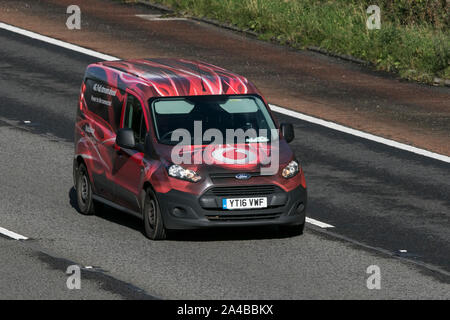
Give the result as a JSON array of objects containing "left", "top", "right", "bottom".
[
  {"left": 1, "top": 22, "right": 448, "bottom": 164},
  {"left": 306, "top": 217, "right": 334, "bottom": 229},
  {"left": 0, "top": 226, "right": 28, "bottom": 240},
  {"left": 269, "top": 104, "right": 450, "bottom": 164},
  {"left": 0, "top": 22, "right": 119, "bottom": 61},
  {"left": 136, "top": 14, "right": 187, "bottom": 21}
]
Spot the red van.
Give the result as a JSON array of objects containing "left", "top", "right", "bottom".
[{"left": 73, "top": 58, "right": 307, "bottom": 239}]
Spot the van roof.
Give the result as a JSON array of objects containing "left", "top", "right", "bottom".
[{"left": 96, "top": 58, "right": 258, "bottom": 97}]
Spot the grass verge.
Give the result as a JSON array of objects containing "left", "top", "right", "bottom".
[{"left": 133, "top": 0, "right": 449, "bottom": 84}]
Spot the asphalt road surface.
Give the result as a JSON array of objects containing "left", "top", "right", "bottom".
[{"left": 0, "top": 27, "right": 449, "bottom": 299}]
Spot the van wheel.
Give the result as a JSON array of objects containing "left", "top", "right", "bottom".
[
  {"left": 76, "top": 163, "right": 96, "bottom": 215},
  {"left": 279, "top": 223, "right": 305, "bottom": 237},
  {"left": 143, "top": 189, "right": 167, "bottom": 240}
]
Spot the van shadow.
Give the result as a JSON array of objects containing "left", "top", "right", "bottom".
[
  {"left": 169, "top": 225, "right": 289, "bottom": 242},
  {"left": 69, "top": 187, "right": 143, "bottom": 234},
  {"left": 69, "top": 187, "right": 293, "bottom": 241}
]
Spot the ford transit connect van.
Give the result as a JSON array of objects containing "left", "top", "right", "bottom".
[{"left": 73, "top": 58, "right": 307, "bottom": 240}]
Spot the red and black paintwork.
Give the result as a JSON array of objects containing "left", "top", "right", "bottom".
[{"left": 74, "top": 58, "right": 306, "bottom": 229}]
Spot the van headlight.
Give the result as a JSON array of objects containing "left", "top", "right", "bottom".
[
  {"left": 282, "top": 160, "right": 300, "bottom": 179},
  {"left": 168, "top": 164, "right": 201, "bottom": 182}
]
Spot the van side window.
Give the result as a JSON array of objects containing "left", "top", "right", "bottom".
[
  {"left": 83, "top": 79, "right": 125, "bottom": 132},
  {"left": 124, "top": 94, "right": 146, "bottom": 145}
]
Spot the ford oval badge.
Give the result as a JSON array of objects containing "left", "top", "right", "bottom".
[{"left": 235, "top": 173, "right": 251, "bottom": 180}]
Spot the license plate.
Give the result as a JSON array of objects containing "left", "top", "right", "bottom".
[{"left": 222, "top": 197, "right": 267, "bottom": 210}]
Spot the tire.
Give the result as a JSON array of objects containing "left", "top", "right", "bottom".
[
  {"left": 279, "top": 223, "right": 305, "bottom": 237},
  {"left": 76, "top": 163, "right": 96, "bottom": 215},
  {"left": 143, "top": 188, "right": 167, "bottom": 240}
]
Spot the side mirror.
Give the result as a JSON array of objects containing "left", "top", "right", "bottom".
[
  {"left": 280, "top": 123, "right": 295, "bottom": 143},
  {"left": 116, "top": 128, "right": 136, "bottom": 149}
]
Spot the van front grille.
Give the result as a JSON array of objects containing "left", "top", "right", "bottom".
[
  {"left": 206, "top": 185, "right": 276, "bottom": 197},
  {"left": 209, "top": 172, "right": 262, "bottom": 183}
]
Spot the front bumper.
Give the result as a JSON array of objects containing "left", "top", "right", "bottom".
[{"left": 156, "top": 185, "right": 307, "bottom": 230}]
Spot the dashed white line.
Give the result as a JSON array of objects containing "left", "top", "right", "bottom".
[
  {"left": 0, "top": 226, "right": 28, "bottom": 240},
  {"left": 306, "top": 217, "right": 334, "bottom": 229}
]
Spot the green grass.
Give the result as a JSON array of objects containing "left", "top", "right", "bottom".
[{"left": 135, "top": 0, "right": 449, "bottom": 84}]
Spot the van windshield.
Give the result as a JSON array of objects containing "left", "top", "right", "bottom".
[{"left": 150, "top": 96, "right": 277, "bottom": 145}]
